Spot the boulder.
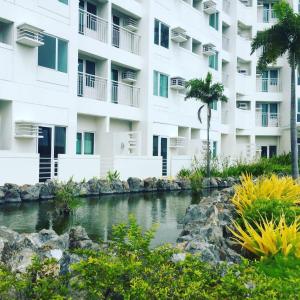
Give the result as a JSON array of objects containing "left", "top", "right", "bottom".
[
  {"left": 156, "top": 179, "right": 170, "bottom": 191},
  {"left": 169, "top": 181, "right": 181, "bottom": 191},
  {"left": 122, "top": 181, "right": 130, "bottom": 193},
  {"left": 0, "top": 187, "right": 5, "bottom": 204},
  {"left": 176, "top": 179, "right": 191, "bottom": 190},
  {"left": 87, "top": 178, "right": 100, "bottom": 195},
  {"left": 127, "top": 177, "right": 144, "bottom": 193},
  {"left": 110, "top": 179, "right": 124, "bottom": 194},
  {"left": 40, "top": 182, "right": 55, "bottom": 200},
  {"left": 98, "top": 179, "right": 113, "bottom": 194},
  {"left": 143, "top": 177, "right": 157, "bottom": 192},
  {"left": 20, "top": 184, "right": 40, "bottom": 201},
  {"left": 4, "top": 183, "right": 21, "bottom": 203},
  {"left": 202, "top": 177, "right": 218, "bottom": 189},
  {"left": 69, "top": 226, "right": 93, "bottom": 250}
]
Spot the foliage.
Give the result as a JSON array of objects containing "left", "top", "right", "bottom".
[
  {"left": 230, "top": 215, "right": 300, "bottom": 258},
  {"left": 189, "top": 169, "right": 203, "bottom": 193},
  {"left": 232, "top": 174, "right": 300, "bottom": 213},
  {"left": 1, "top": 218, "right": 300, "bottom": 299},
  {"left": 240, "top": 198, "right": 300, "bottom": 228},
  {"left": 106, "top": 170, "right": 120, "bottom": 182},
  {"left": 177, "top": 168, "right": 192, "bottom": 179},
  {"left": 54, "top": 178, "right": 80, "bottom": 215}
]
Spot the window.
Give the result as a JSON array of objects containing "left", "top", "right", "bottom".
[
  {"left": 0, "top": 20, "right": 13, "bottom": 45},
  {"left": 297, "top": 99, "right": 300, "bottom": 123},
  {"left": 209, "top": 100, "right": 217, "bottom": 110},
  {"left": 261, "top": 145, "right": 277, "bottom": 158},
  {"left": 58, "top": 0, "right": 68, "bottom": 4},
  {"left": 209, "top": 13, "right": 219, "bottom": 30},
  {"left": 76, "top": 132, "right": 94, "bottom": 155},
  {"left": 154, "top": 19, "right": 169, "bottom": 49},
  {"left": 38, "top": 34, "right": 68, "bottom": 73},
  {"left": 153, "top": 136, "right": 159, "bottom": 156},
  {"left": 209, "top": 52, "right": 218, "bottom": 70},
  {"left": 153, "top": 71, "right": 169, "bottom": 98}
]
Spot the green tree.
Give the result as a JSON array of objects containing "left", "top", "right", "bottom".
[
  {"left": 185, "top": 72, "right": 227, "bottom": 178},
  {"left": 251, "top": 0, "right": 300, "bottom": 178}
]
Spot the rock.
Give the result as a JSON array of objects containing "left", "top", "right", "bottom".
[
  {"left": 9, "top": 247, "right": 36, "bottom": 273},
  {"left": 176, "top": 179, "right": 191, "bottom": 190},
  {"left": 171, "top": 253, "right": 186, "bottom": 263},
  {"left": 20, "top": 184, "right": 40, "bottom": 201},
  {"left": 40, "top": 182, "right": 55, "bottom": 200},
  {"left": 202, "top": 178, "right": 218, "bottom": 189},
  {"left": 87, "top": 178, "right": 100, "bottom": 195},
  {"left": 4, "top": 187, "right": 21, "bottom": 203},
  {"left": 143, "top": 177, "right": 157, "bottom": 192},
  {"left": 227, "top": 177, "right": 237, "bottom": 187},
  {"left": 99, "top": 179, "right": 113, "bottom": 194},
  {"left": 122, "top": 181, "right": 130, "bottom": 193},
  {"left": 46, "top": 249, "right": 63, "bottom": 261},
  {"left": 156, "top": 179, "right": 170, "bottom": 191},
  {"left": 60, "top": 252, "right": 81, "bottom": 275},
  {"left": 0, "top": 187, "right": 5, "bottom": 204},
  {"left": 69, "top": 226, "right": 93, "bottom": 250},
  {"left": 127, "top": 177, "right": 144, "bottom": 193},
  {"left": 169, "top": 181, "right": 181, "bottom": 191},
  {"left": 110, "top": 179, "right": 124, "bottom": 193},
  {"left": 78, "top": 182, "right": 89, "bottom": 197}
]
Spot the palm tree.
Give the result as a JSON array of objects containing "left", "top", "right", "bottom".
[
  {"left": 185, "top": 72, "right": 227, "bottom": 178},
  {"left": 251, "top": 0, "right": 300, "bottom": 178}
]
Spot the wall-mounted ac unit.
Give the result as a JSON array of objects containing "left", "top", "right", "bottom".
[
  {"left": 203, "top": 0, "right": 217, "bottom": 14},
  {"left": 171, "top": 27, "right": 187, "bottom": 43},
  {"left": 170, "top": 77, "right": 186, "bottom": 90},
  {"left": 203, "top": 43, "right": 216, "bottom": 56},
  {"left": 238, "top": 69, "right": 248, "bottom": 75},
  {"left": 16, "top": 23, "right": 44, "bottom": 47},
  {"left": 15, "top": 121, "right": 42, "bottom": 138},
  {"left": 123, "top": 17, "right": 138, "bottom": 32},
  {"left": 122, "top": 70, "right": 137, "bottom": 83}
]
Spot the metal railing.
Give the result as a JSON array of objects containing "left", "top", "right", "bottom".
[
  {"left": 262, "top": 8, "right": 277, "bottom": 23},
  {"left": 223, "top": 0, "right": 230, "bottom": 14},
  {"left": 78, "top": 9, "right": 108, "bottom": 43},
  {"left": 78, "top": 72, "right": 107, "bottom": 101},
  {"left": 256, "top": 112, "right": 280, "bottom": 127},
  {"left": 39, "top": 157, "right": 58, "bottom": 182},
  {"left": 256, "top": 77, "right": 282, "bottom": 93},
  {"left": 162, "top": 158, "right": 168, "bottom": 176},
  {"left": 111, "top": 80, "right": 140, "bottom": 107},
  {"left": 222, "top": 35, "right": 230, "bottom": 51},
  {"left": 112, "top": 24, "right": 141, "bottom": 55}
]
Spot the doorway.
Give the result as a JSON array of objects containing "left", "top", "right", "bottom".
[{"left": 153, "top": 135, "right": 169, "bottom": 176}]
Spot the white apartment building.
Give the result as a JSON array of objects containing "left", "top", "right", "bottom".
[{"left": 0, "top": 0, "right": 298, "bottom": 185}]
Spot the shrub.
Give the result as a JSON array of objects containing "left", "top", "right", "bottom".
[
  {"left": 189, "top": 169, "right": 203, "bottom": 193},
  {"left": 241, "top": 198, "right": 300, "bottom": 227},
  {"left": 177, "top": 168, "right": 192, "bottom": 179},
  {"left": 232, "top": 174, "right": 300, "bottom": 213},
  {"left": 229, "top": 216, "right": 300, "bottom": 258},
  {"left": 106, "top": 170, "right": 120, "bottom": 182}
]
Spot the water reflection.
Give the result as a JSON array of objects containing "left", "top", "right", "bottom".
[{"left": 0, "top": 191, "right": 196, "bottom": 246}]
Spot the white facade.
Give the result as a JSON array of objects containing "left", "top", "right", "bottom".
[{"left": 0, "top": 0, "right": 298, "bottom": 184}]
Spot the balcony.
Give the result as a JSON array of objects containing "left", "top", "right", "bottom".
[
  {"left": 112, "top": 24, "right": 141, "bottom": 55},
  {"left": 256, "top": 77, "right": 282, "bottom": 93},
  {"left": 78, "top": 9, "right": 108, "bottom": 43},
  {"left": 257, "top": 8, "right": 277, "bottom": 23},
  {"left": 256, "top": 112, "right": 280, "bottom": 127},
  {"left": 111, "top": 81, "right": 140, "bottom": 107},
  {"left": 236, "top": 108, "right": 251, "bottom": 130},
  {"left": 77, "top": 72, "right": 107, "bottom": 101}
]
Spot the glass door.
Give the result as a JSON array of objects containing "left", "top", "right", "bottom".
[
  {"left": 111, "top": 69, "right": 119, "bottom": 103},
  {"left": 38, "top": 127, "right": 52, "bottom": 182},
  {"left": 161, "top": 138, "right": 168, "bottom": 176},
  {"left": 112, "top": 15, "right": 120, "bottom": 48},
  {"left": 261, "top": 103, "right": 268, "bottom": 127},
  {"left": 262, "top": 71, "right": 268, "bottom": 92}
]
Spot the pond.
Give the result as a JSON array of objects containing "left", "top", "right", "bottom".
[{"left": 0, "top": 191, "right": 203, "bottom": 247}]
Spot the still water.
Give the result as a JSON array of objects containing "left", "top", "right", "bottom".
[{"left": 0, "top": 191, "right": 200, "bottom": 246}]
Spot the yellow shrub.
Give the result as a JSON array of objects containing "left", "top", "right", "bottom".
[
  {"left": 229, "top": 216, "right": 300, "bottom": 258},
  {"left": 232, "top": 174, "right": 300, "bottom": 213}
]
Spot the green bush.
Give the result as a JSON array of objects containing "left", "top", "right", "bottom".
[
  {"left": 177, "top": 168, "right": 192, "bottom": 179},
  {"left": 106, "top": 170, "right": 120, "bottom": 182},
  {"left": 239, "top": 198, "right": 300, "bottom": 228},
  {"left": 189, "top": 169, "right": 203, "bottom": 193}
]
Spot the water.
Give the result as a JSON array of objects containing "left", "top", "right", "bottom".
[{"left": 0, "top": 191, "right": 200, "bottom": 247}]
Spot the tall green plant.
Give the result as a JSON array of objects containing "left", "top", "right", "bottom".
[
  {"left": 251, "top": 0, "right": 300, "bottom": 179},
  {"left": 185, "top": 72, "right": 227, "bottom": 178}
]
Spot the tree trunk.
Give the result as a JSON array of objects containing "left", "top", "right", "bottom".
[
  {"left": 207, "top": 106, "right": 211, "bottom": 178},
  {"left": 290, "top": 57, "right": 299, "bottom": 179}
]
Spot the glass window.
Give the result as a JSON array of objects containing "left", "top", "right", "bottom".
[
  {"left": 153, "top": 70, "right": 169, "bottom": 98},
  {"left": 209, "top": 52, "right": 218, "bottom": 70},
  {"left": 38, "top": 34, "right": 56, "bottom": 70},
  {"left": 153, "top": 136, "right": 159, "bottom": 156},
  {"left": 297, "top": 98, "right": 300, "bottom": 123},
  {"left": 76, "top": 133, "right": 82, "bottom": 154},
  {"left": 84, "top": 132, "right": 94, "bottom": 155},
  {"left": 269, "top": 146, "right": 277, "bottom": 158},
  {"left": 54, "top": 127, "right": 66, "bottom": 158},
  {"left": 154, "top": 19, "right": 169, "bottom": 49},
  {"left": 153, "top": 71, "right": 159, "bottom": 96},
  {"left": 59, "top": 0, "right": 68, "bottom": 4},
  {"left": 261, "top": 146, "right": 268, "bottom": 158},
  {"left": 38, "top": 34, "right": 68, "bottom": 73},
  {"left": 209, "top": 100, "right": 217, "bottom": 110},
  {"left": 209, "top": 13, "right": 219, "bottom": 30}
]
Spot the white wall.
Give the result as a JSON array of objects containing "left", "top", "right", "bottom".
[
  {"left": 113, "top": 156, "right": 162, "bottom": 180},
  {"left": 0, "top": 152, "right": 39, "bottom": 185},
  {"left": 57, "top": 154, "right": 101, "bottom": 182},
  {"left": 170, "top": 156, "right": 192, "bottom": 177}
]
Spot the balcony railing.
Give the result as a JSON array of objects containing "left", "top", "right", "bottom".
[
  {"left": 112, "top": 24, "right": 141, "bottom": 55},
  {"left": 111, "top": 80, "right": 140, "bottom": 107},
  {"left": 256, "top": 77, "right": 282, "bottom": 93},
  {"left": 77, "top": 72, "right": 107, "bottom": 101},
  {"left": 258, "top": 8, "right": 277, "bottom": 23},
  {"left": 222, "top": 35, "right": 230, "bottom": 51},
  {"left": 79, "top": 9, "right": 108, "bottom": 43},
  {"left": 256, "top": 112, "right": 280, "bottom": 127}
]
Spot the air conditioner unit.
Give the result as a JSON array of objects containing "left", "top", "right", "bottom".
[
  {"left": 123, "top": 17, "right": 138, "bottom": 32},
  {"left": 15, "top": 121, "right": 42, "bottom": 138},
  {"left": 170, "top": 77, "right": 186, "bottom": 90},
  {"left": 171, "top": 27, "right": 188, "bottom": 43},
  {"left": 238, "top": 69, "right": 248, "bottom": 75},
  {"left": 16, "top": 23, "right": 44, "bottom": 47},
  {"left": 122, "top": 70, "right": 137, "bottom": 83},
  {"left": 203, "top": 0, "right": 217, "bottom": 14},
  {"left": 237, "top": 102, "right": 248, "bottom": 110},
  {"left": 203, "top": 43, "right": 216, "bottom": 56}
]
